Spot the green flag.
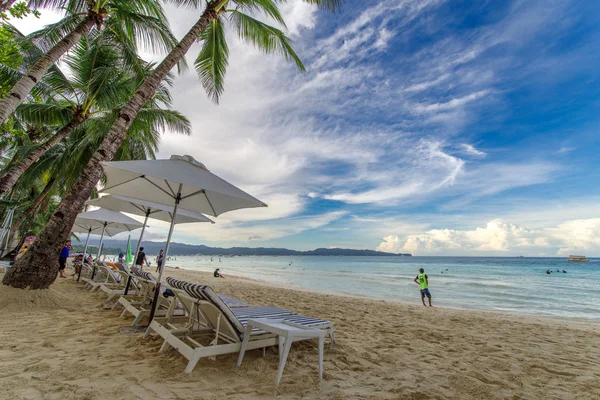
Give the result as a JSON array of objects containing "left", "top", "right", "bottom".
[{"left": 126, "top": 240, "right": 133, "bottom": 265}]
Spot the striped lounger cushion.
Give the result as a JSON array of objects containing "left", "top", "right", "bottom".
[
  {"left": 165, "top": 277, "right": 248, "bottom": 307},
  {"left": 165, "top": 277, "right": 332, "bottom": 337},
  {"left": 232, "top": 307, "right": 332, "bottom": 331},
  {"left": 130, "top": 267, "right": 155, "bottom": 282}
]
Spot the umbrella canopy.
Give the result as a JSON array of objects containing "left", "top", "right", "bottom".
[
  {"left": 73, "top": 208, "right": 144, "bottom": 236},
  {"left": 86, "top": 194, "right": 215, "bottom": 225},
  {"left": 100, "top": 155, "right": 267, "bottom": 216},
  {"left": 85, "top": 194, "right": 214, "bottom": 295},
  {"left": 72, "top": 208, "right": 144, "bottom": 281},
  {"left": 99, "top": 155, "right": 267, "bottom": 324}
]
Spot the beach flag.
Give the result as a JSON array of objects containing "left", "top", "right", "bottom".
[{"left": 126, "top": 240, "right": 133, "bottom": 265}]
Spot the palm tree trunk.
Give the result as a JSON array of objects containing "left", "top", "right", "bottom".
[
  {"left": 9, "top": 177, "right": 55, "bottom": 238},
  {"left": 0, "top": 0, "right": 16, "bottom": 14},
  {"left": 0, "top": 118, "right": 82, "bottom": 198},
  {"left": 0, "top": 13, "right": 98, "bottom": 125},
  {"left": 2, "top": 7, "right": 217, "bottom": 290}
]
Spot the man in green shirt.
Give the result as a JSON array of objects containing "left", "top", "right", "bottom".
[{"left": 414, "top": 268, "right": 432, "bottom": 307}]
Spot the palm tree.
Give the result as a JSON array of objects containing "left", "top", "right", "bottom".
[
  {"left": 1, "top": 56, "right": 188, "bottom": 264},
  {"left": 0, "top": 0, "right": 181, "bottom": 124},
  {"left": 0, "top": 34, "right": 188, "bottom": 197},
  {"left": 3, "top": 0, "right": 342, "bottom": 290}
]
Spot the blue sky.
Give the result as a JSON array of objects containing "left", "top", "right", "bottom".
[{"left": 14, "top": 0, "right": 600, "bottom": 255}]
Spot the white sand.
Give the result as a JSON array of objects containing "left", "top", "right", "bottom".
[{"left": 0, "top": 268, "right": 599, "bottom": 399}]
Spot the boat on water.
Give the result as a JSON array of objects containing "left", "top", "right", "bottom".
[{"left": 568, "top": 255, "right": 587, "bottom": 262}]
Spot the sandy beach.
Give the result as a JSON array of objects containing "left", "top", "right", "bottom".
[{"left": 0, "top": 268, "right": 599, "bottom": 400}]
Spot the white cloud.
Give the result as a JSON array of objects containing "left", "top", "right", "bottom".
[
  {"left": 412, "top": 90, "right": 491, "bottom": 114},
  {"left": 376, "top": 217, "right": 600, "bottom": 256},
  {"left": 460, "top": 144, "right": 487, "bottom": 158},
  {"left": 548, "top": 219, "right": 600, "bottom": 255},
  {"left": 558, "top": 146, "right": 576, "bottom": 154},
  {"left": 278, "top": 1, "right": 319, "bottom": 36},
  {"left": 173, "top": 210, "right": 348, "bottom": 244},
  {"left": 403, "top": 73, "right": 450, "bottom": 93}
]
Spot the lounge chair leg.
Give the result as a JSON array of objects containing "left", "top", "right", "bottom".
[
  {"left": 278, "top": 337, "right": 285, "bottom": 362},
  {"left": 318, "top": 335, "right": 324, "bottom": 381},
  {"left": 143, "top": 326, "right": 152, "bottom": 339},
  {"left": 185, "top": 354, "right": 201, "bottom": 374},
  {"left": 119, "top": 309, "right": 127, "bottom": 318},
  {"left": 159, "top": 340, "right": 171, "bottom": 353},
  {"left": 275, "top": 339, "right": 292, "bottom": 385},
  {"left": 237, "top": 330, "right": 252, "bottom": 367},
  {"left": 131, "top": 313, "right": 144, "bottom": 326}
]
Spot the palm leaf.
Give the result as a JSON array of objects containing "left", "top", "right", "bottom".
[
  {"left": 194, "top": 16, "right": 229, "bottom": 103},
  {"left": 229, "top": 11, "right": 305, "bottom": 72},
  {"left": 15, "top": 103, "right": 75, "bottom": 126},
  {"left": 233, "top": 0, "right": 287, "bottom": 27},
  {"left": 301, "top": 0, "right": 343, "bottom": 12}
]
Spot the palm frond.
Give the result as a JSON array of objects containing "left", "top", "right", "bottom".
[
  {"left": 28, "top": 13, "right": 88, "bottom": 53},
  {"left": 229, "top": 10, "right": 304, "bottom": 72},
  {"left": 160, "top": 0, "right": 202, "bottom": 9},
  {"left": 135, "top": 107, "right": 191, "bottom": 136},
  {"left": 0, "top": 64, "right": 22, "bottom": 88},
  {"left": 301, "top": 0, "right": 343, "bottom": 12},
  {"left": 15, "top": 103, "right": 75, "bottom": 126},
  {"left": 233, "top": 0, "right": 286, "bottom": 27},
  {"left": 194, "top": 16, "right": 229, "bottom": 103}
]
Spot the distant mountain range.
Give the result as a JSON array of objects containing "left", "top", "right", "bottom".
[{"left": 73, "top": 239, "right": 411, "bottom": 257}]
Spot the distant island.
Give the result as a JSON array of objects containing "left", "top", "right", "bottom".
[{"left": 73, "top": 240, "right": 411, "bottom": 257}]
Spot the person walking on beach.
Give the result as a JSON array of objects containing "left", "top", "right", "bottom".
[
  {"left": 156, "top": 250, "right": 164, "bottom": 273},
  {"left": 58, "top": 240, "right": 72, "bottom": 278},
  {"left": 118, "top": 251, "right": 124, "bottom": 263},
  {"left": 414, "top": 268, "right": 432, "bottom": 307},
  {"left": 136, "top": 247, "right": 147, "bottom": 270}
]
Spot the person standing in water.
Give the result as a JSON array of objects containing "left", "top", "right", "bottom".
[
  {"left": 156, "top": 250, "right": 164, "bottom": 273},
  {"left": 414, "top": 268, "right": 432, "bottom": 307}
]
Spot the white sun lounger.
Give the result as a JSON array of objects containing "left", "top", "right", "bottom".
[
  {"left": 114, "top": 268, "right": 174, "bottom": 326},
  {"left": 87, "top": 265, "right": 122, "bottom": 292},
  {"left": 145, "top": 277, "right": 334, "bottom": 373}
]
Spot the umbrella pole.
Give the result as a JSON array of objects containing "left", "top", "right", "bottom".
[
  {"left": 77, "top": 227, "right": 92, "bottom": 282},
  {"left": 124, "top": 210, "right": 149, "bottom": 295},
  {"left": 148, "top": 188, "right": 181, "bottom": 324},
  {"left": 91, "top": 222, "right": 107, "bottom": 280}
]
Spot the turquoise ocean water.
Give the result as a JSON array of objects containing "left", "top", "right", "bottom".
[{"left": 160, "top": 256, "right": 600, "bottom": 321}]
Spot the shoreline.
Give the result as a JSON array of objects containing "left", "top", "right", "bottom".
[
  {"left": 164, "top": 265, "right": 600, "bottom": 325},
  {"left": 1, "top": 268, "right": 599, "bottom": 399}
]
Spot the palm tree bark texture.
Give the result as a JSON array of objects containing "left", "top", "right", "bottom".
[
  {"left": 2, "top": 6, "right": 218, "bottom": 289},
  {"left": 0, "top": 10, "right": 103, "bottom": 125}
]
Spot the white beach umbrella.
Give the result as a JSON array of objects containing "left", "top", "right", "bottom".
[
  {"left": 100, "top": 155, "right": 267, "bottom": 322},
  {"left": 72, "top": 208, "right": 144, "bottom": 281},
  {"left": 86, "top": 194, "right": 214, "bottom": 293}
]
